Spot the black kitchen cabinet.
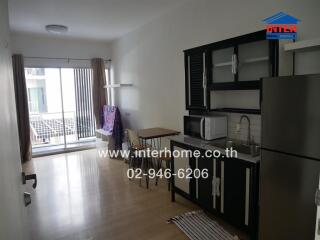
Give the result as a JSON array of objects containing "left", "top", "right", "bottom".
[
  {"left": 219, "top": 158, "right": 257, "bottom": 230},
  {"left": 196, "top": 152, "right": 214, "bottom": 211},
  {"left": 171, "top": 140, "right": 259, "bottom": 239},
  {"left": 184, "top": 48, "right": 209, "bottom": 110},
  {"left": 208, "top": 31, "right": 278, "bottom": 90},
  {"left": 218, "top": 157, "right": 259, "bottom": 238},
  {"left": 220, "top": 158, "right": 247, "bottom": 227},
  {"left": 184, "top": 30, "right": 279, "bottom": 106}
]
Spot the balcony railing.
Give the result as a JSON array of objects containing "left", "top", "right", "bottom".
[{"left": 30, "top": 111, "right": 95, "bottom": 146}]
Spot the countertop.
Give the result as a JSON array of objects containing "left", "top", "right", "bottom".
[{"left": 167, "top": 134, "right": 260, "bottom": 164}]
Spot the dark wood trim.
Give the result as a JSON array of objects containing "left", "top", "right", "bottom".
[
  {"left": 173, "top": 187, "right": 193, "bottom": 201},
  {"left": 170, "top": 141, "right": 175, "bottom": 202},
  {"left": 205, "top": 49, "right": 210, "bottom": 110},
  {"left": 259, "top": 78, "right": 263, "bottom": 109},
  {"left": 210, "top": 108, "right": 261, "bottom": 115},
  {"left": 269, "top": 39, "right": 279, "bottom": 77},
  {"left": 293, "top": 49, "right": 296, "bottom": 75},
  {"left": 184, "top": 30, "right": 267, "bottom": 53},
  {"left": 210, "top": 80, "right": 261, "bottom": 91},
  {"left": 188, "top": 108, "right": 261, "bottom": 115},
  {"left": 184, "top": 52, "right": 189, "bottom": 110}
]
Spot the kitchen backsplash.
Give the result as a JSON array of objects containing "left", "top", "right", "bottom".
[{"left": 212, "top": 112, "right": 261, "bottom": 144}]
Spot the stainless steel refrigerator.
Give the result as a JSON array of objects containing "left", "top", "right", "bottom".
[{"left": 259, "top": 75, "right": 320, "bottom": 240}]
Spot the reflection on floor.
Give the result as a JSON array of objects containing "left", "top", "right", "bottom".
[
  {"left": 23, "top": 149, "right": 248, "bottom": 240},
  {"left": 32, "top": 140, "right": 96, "bottom": 157},
  {"left": 23, "top": 149, "right": 198, "bottom": 240}
]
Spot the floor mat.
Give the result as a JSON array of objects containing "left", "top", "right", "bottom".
[{"left": 168, "top": 210, "right": 239, "bottom": 240}]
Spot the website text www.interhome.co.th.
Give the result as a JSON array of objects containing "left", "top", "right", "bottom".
[{"left": 98, "top": 147, "right": 238, "bottom": 159}]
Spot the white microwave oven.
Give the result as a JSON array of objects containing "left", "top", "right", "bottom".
[{"left": 184, "top": 115, "right": 227, "bottom": 140}]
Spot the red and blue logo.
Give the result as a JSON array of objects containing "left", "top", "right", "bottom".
[{"left": 263, "top": 12, "right": 300, "bottom": 40}]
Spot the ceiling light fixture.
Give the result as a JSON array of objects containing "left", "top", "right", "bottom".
[{"left": 45, "top": 24, "right": 68, "bottom": 34}]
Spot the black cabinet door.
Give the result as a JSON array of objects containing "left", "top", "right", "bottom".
[
  {"left": 185, "top": 50, "right": 208, "bottom": 110},
  {"left": 210, "top": 46, "right": 236, "bottom": 85},
  {"left": 207, "top": 30, "right": 278, "bottom": 91},
  {"left": 220, "top": 158, "right": 252, "bottom": 229},
  {"left": 196, "top": 154, "right": 214, "bottom": 210}
]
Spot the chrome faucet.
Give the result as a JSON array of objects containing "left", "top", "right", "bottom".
[{"left": 237, "top": 115, "right": 251, "bottom": 145}]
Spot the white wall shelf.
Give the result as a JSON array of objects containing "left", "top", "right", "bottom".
[
  {"left": 104, "top": 83, "right": 133, "bottom": 88},
  {"left": 284, "top": 38, "right": 320, "bottom": 52}
]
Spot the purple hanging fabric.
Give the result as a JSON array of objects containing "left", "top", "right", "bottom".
[
  {"left": 102, "top": 105, "right": 123, "bottom": 150},
  {"left": 103, "top": 105, "right": 116, "bottom": 134}
]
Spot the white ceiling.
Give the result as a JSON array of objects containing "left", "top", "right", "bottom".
[{"left": 8, "top": 0, "right": 188, "bottom": 41}]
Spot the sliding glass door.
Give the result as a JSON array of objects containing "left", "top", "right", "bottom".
[{"left": 25, "top": 67, "right": 96, "bottom": 152}]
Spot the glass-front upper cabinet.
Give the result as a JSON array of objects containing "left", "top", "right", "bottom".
[
  {"left": 211, "top": 47, "right": 235, "bottom": 84},
  {"left": 207, "top": 30, "right": 278, "bottom": 90},
  {"left": 185, "top": 31, "right": 279, "bottom": 96},
  {"left": 237, "top": 40, "right": 270, "bottom": 82}
]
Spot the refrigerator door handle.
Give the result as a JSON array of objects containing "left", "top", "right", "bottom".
[
  {"left": 315, "top": 189, "right": 320, "bottom": 206},
  {"left": 200, "top": 117, "right": 205, "bottom": 139},
  {"left": 216, "top": 177, "right": 220, "bottom": 197}
]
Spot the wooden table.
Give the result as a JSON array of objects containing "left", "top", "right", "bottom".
[
  {"left": 137, "top": 128, "right": 180, "bottom": 188},
  {"left": 138, "top": 127, "right": 180, "bottom": 140}
]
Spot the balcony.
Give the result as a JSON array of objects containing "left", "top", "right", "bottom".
[{"left": 30, "top": 111, "right": 95, "bottom": 148}]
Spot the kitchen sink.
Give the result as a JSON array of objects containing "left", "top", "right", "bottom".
[{"left": 207, "top": 138, "right": 260, "bottom": 157}]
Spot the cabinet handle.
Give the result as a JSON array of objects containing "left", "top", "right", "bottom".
[
  {"left": 212, "top": 177, "right": 220, "bottom": 197},
  {"left": 203, "top": 52, "right": 207, "bottom": 107},
  {"left": 203, "top": 71, "right": 207, "bottom": 107},
  {"left": 234, "top": 54, "right": 237, "bottom": 74},
  {"left": 231, "top": 55, "right": 234, "bottom": 74},
  {"left": 212, "top": 177, "right": 219, "bottom": 209},
  {"left": 200, "top": 117, "right": 204, "bottom": 139},
  {"left": 245, "top": 168, "right": 250, "bottom": 226},
  {"left": 212, "top": 178, "right": 216, "bottom": 196},
  {"left": 202, "top": 68, "right": 206, "bottom": 89},
  {"left": 195, "top": 157, "right": 199, "bottom": 199},
  {"left": 220, "top": 161, "right": 224, "bottom": 213},
  {"left": 216, "top": 177, "right": 220, "bottom": 197},
  {"left": 212, "top": 158, "right": 217, "bottom": 209},
  {"left": 232, "top": 54, "right": 237, "bottom": 74}
]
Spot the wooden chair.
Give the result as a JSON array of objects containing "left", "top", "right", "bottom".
[
  {"left": 126, "top": 129, "right": 151, "bottom": 187},
  {"left": 126, "top": 129, "right": 171, "bottom": 190}
]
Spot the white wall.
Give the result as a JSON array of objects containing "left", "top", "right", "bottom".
[
  {"left": 11, "top": 32, "right": 111, "bottom": 68},
  {"left": 111, "top": 0, "right": 320, "bottom": 134}
]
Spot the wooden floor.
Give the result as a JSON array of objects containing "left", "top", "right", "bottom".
[{"left": 23, "top": 149, "right": 248, "bottom": 240}]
